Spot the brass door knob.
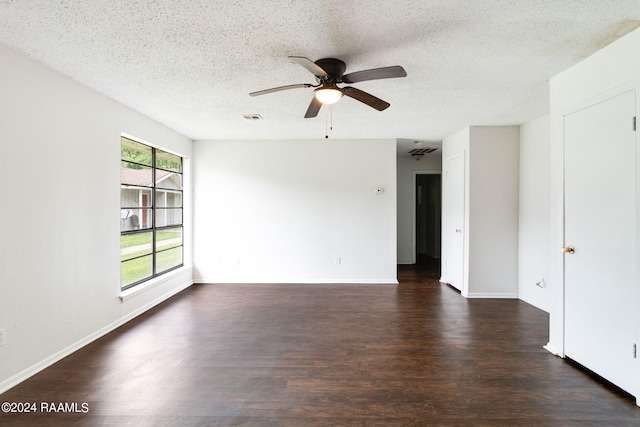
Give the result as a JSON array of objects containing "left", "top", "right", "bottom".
[{"left": 561, "top": 246, "right": 575, "bottom": 254}]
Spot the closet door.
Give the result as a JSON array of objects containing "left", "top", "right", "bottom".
[
  {"left": 442, "top": 152, "right": 465, "bottom": 291},
  {"left": 563, "top": 90, "right": 636, "bottom": 394}
]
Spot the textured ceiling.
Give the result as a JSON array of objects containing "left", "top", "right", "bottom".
[{"left": 1, "top": 1, "right": 639, "bottom": 154}]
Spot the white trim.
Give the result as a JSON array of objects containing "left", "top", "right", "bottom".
[
  {"left": 193, "top": 278, "right": 399, "bottom": 285},
  {"left": 543, "top": 342, "right": 561, "bottom": 357},
  {"left": 0, "top": 276, "right": 193, "bottom": 395},
  {"left": 462, "top": 292, "right": 519, "bottom": 299},
  {"left": 120, "top": 265, "right": 192, "bottom": 301}
]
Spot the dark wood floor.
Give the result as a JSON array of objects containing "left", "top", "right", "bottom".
[{"left": 2, "top": 258, "right": 640, "bottom": 426}]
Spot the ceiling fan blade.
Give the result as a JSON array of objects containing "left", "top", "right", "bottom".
[
  {"left": 304, "top": 96, "right": 322, "bottom": 118},
  {"left": 342, "top": 66, "right": 407, "bottom": 84},
  {"left": 342, "top": 87, "right": 390, "bottom": 111},
  {"left": 289, "top": 56, "right": 329, "bottom": 77},
  {"left": 250, "top": 83, "right": 313, "bottom": 97}
]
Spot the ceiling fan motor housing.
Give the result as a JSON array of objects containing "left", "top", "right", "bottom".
[{"left": 314, "top": 58, "right": 346, "bottom": 80}]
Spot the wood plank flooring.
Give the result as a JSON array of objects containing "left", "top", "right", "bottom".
[{"left": 2, "top": 258, "right": 640, "bottom": 426}]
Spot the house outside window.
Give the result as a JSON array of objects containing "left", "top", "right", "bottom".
[{"left": 120, "top": 136, "right": 183, "bottom": 290}]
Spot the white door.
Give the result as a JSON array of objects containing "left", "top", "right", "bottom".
[
  {"left": 564, "top": 90, "right": 636, "bottom": 394},
  {"left": 442, "top": 152, "right": 465, "bottom": 291}
]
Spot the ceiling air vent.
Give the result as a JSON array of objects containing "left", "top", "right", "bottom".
[
  {"left": 408, "top": 147, "right": 438, "bottom": 161},
  {"left": 242, "top": 114, "right": 263, "bottom": 121},
  {"left": 407, "top": 148, "right": 438, "bottom": 155}
]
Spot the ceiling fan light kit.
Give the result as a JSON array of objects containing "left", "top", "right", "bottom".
[
  {"left": 314, "top": 86, "right": 343, "bottom": 104},
  {"left": 250, "top": 56, "right": 407, "bottom": 118}
]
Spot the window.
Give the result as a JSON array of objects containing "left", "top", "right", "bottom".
[{"left": 120, "top": 136, "right": 183, "bottom": 290}]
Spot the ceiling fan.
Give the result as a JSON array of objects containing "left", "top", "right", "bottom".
[{"left": 250, "top": 56, "right": 407, "bottom": 118}]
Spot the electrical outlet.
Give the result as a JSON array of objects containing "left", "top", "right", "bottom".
[{"left": 0, "top": 328, "right": 5, "bottom": 346}]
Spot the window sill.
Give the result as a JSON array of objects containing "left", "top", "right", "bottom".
[{"left": 119, "top": 265, "right": 192, "bottom": 302}]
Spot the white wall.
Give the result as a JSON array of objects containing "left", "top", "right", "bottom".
[
  {"left": 467, "top": 126, "right": 520, "bottom": 297},
  {"left": 193, "top": 139, "right": 397, "bottom": 284},
  {"left": 396, "top": 153, "right": 442, "bottom": 264},
  {"left": 547, "top": 27, "right": 640, "bottom": 357},
  {"left": 0, "top": 43, "right": 193, "bottom": 392},
  {"left": 518, "top": 115, "right": 550, "bottom": 312},
  {"left": 441, "top": 126, "right": 519, "bottom": 298}
]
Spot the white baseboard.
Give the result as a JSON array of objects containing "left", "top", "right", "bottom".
[
  {"left": 463, "top": 292, "right": 519, "bottom": 299},
  {"left": 543, "top": 342, "right": 562, "bottom": 357},
  {"left": 0, "top": 279, "right": 193, "bottom": 395},
  {"left": 194, "top": 279, "right": 399, "bottom": 285}
]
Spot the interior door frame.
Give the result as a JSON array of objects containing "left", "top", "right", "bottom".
[{"left": 547, "top": 81, "right": 640, "bottom": 402}]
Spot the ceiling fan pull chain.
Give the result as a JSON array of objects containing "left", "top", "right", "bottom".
[
  {"left": 325, "top": 104, "right": 334, "bottom": 139},
  {"left": 325, "top": 106, "right": 329, "bottom": 138},
  {"left": 330, "top": 104, "right": 333, "bottom": 131}
]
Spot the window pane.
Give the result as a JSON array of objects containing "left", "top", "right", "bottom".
[
  {"left": 121, "top": 161, "right": 153, "bottom": 187},
  {"left": 156, "top": 246, "right": 183, "bottom": 274},
  {"left": 156, "top": 171, "right": 182, "bottom": 190},
  {"left": 120, "top": 209, "right": 152, "bottom": 231},
  {"left": 155, "top": 190, "right": 182, "bottom": 208},
  {"left": 121, "top": 187, "right": 152, "bottom": 207},
  {"left": 156, "top": 208, "right": 182, "bottom": 227},
  {"left": 156, "top": 227, "right": 182, "bottom": 252},
  {"left": 121, "top": 232, "right": 153, "bottom": 261},
  {"left": 121, "top": 254, "right": 153, "bottom": 288},
  {"left": 121, "top": 137, "right": 152, "bottom": 166},
  {"left": 156, "top": 149, "right": 182, "bottom": 172}
]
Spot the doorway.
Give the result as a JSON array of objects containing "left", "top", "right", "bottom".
[{"left": 415, "top": 173, "right": 441, "bottom": 276}]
